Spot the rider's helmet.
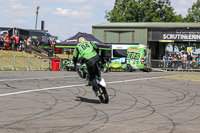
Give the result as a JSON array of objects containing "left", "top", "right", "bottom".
[{"left": 77, "top": 36, "right": 86, "bottom": 44}]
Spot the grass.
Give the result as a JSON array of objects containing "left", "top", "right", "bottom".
[
  {"left": 0, "top": 50, "right": 34, "bottom": 57},
  {"left": 0, "top": 50, "right": 48, "bottom": 71},
  {"left": 54, "top": 53, "right": 73, "bottom": 59},
  {"left": 0, "top": 50, "right": 73, "bottom": 71}
]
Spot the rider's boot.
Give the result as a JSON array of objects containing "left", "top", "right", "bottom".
[
  {"left": 91, "top": 79, "right": 101, "bottom": 96},
  {"left": 95, "top": 90, "right": 101, "bottom": 97},
  {"left": 96, "top": 76, "right": 101, "bottom": 84},
  {"left": 98, "top": 76, "right": 101, "bottom": 81},
  {"left": 92, "top": 86, "right": 100, "bottom": 97}
]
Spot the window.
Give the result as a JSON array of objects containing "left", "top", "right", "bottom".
[{"left": 113, "top": 49, "right": 127, "bottom": 57}]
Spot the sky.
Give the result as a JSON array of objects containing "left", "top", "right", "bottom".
[{"left": 0, "top": 0, "right": 197, "bottom": 40}]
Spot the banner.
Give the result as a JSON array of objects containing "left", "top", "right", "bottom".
[{"left": 148, "top": 28, "right": 200, "bottom": 42}]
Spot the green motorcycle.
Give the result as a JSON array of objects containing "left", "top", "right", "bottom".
[{"left": 62, "top": 59, "right": 74, "bottom": 71}]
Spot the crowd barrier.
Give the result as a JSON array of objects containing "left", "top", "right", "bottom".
[
  {"left": 151, "top": 60, "right": 200, "bottom": 71},
  {"left": 0, "top": 55, "right": 50, "bottom": 71}
]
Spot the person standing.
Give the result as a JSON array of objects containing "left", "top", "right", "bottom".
[
  {"left": 15, "top": 34, "right": 19, "bottom": 51},
  {"left": 168, "top": 54, "right": 173, "bottom": 69},
  {"left": 173, "top": 54, "right": 177, "bottom": 70},
  {"left": 197, "top": 55, "right": 200, "bottom": 69},
  {"left": 163, "top": 55, "right": 168, "bottom": 68},
  {"left": 27, "top": 37, "right": 32, "bottom": 52},
  {"left": 33, "top": 37, "right": 40, "bottom": 47},
  {"left": 19, "top": 36, "right": 24, "bottom": 51},
  {"left": 24, "top": 37, "right": 28, "bottom": 52},
  {"left": 4, "top": 33, "right": 10, "bottom": 50},
  {"left": 0, "top": 34, "right": 4, "bottom": 47},
  {"left": 177, "top": 54, "right": 182, "bottom": 71},
  {"left": 186, "top": 53, "right": 192, "bottom": 71},
  {"left": 181, "top": 55, "right": 186, "bottom": 70},
  {"left": 10, "top": 34, "right": 19, "bottom": 51},
  {"left": 51, "top": 38, "right": 56, "bottom": 52}
]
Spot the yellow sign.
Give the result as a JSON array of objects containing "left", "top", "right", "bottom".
[
  {"left": 159, "top": 40, "right": 174, "bottom": 42},
  {"left": 187, "top": 47, "right": 192, "bottom": 52}
]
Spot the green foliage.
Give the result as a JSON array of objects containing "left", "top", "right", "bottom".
[
  {"left": 185, "top": 0, "right": 200, "bottom": 22},
  {"left": 105, "top": 0, "right": 200, "bottom": 23},
  {"left": 173, "top": 43, "right": 200, "bottom": 52},
  {"left": 105, "top": 0, "right": 182, "bottom": 22}
]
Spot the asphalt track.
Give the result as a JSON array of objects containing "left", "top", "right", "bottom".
[{"left": 0, "top": 71, "right": 200, "bottom": 133}]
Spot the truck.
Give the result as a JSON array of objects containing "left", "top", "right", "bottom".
[
  {"left": 7, "top": 28, "right": 54, "bottom": 48},
  {"left": 28, "top": 29, "right": 54, "bottom": 49},
  {"left": 109, "top": 44, "right": 151, "bottom": 72}
]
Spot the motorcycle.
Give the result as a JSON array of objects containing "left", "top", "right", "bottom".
[
  {"left": 63, "top": 59, "right": 74, "bottom": 71},
  {"left": 102, "top": 61, "right": 110, "bottom": 73},
  {"left": 76, "top": 61, "right": 109, "bottom": 103}
]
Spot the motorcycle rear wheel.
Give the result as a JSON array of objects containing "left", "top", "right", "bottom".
[{"left": 98, "top": 85, "right": 109, "bottom": 104}]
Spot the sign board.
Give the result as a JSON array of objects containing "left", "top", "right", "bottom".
[
  {"left": 148, "top": 28, "right": 200, "bottom": 42},
  {"left": 159, "top": 40, "right": 174, "bottom": 42},
  {"left": 111, "top": 57, "right": 126, "bottom": 63},
  {"left": 187, "top": 47, "right": 192, "bottom": 53}
]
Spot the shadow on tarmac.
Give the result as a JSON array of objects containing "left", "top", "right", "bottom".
[{"left": 76, "top": 96, "right": 100, "bottom": 104}]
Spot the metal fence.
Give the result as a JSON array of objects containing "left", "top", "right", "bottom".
[
  {"left": 2, "top": 56, "right": 200, "bottom": 72},
  {"left": 0, "top": 55, "right": 50, "bottom": 71},
  {"left": 151, "top": 60, "right": 200, "bottom": 71}
]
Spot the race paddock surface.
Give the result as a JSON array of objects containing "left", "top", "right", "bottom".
[{"left": 0, "top": 71, "right": 200, "bottom": 133}]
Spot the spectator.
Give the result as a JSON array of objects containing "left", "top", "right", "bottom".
[
  {"left": 33, "top": 37, "right": 40, "bottom": 47},
  {"left": 4, "top": 33, "right": 10, "bottom": 50},
  {"left": 15, "top": 34, "right": 19, "bottom": 51},
  {"left": 173, "top": 54, "right": 177, "bottom": 69},
  {"left": 27, "top": 37, "right": 32, "bottom": 52},
  {"left": 10, "top": 34, "right": 14, "bottom": 47},
  {"left": 197, "top": 55, "right": 200, "bottom": 69},
  {"left": 24, "top": 37, "right": 28, "bottom": 52},
  {"left": 181, "top": 55, "right": 186, "bottom": 70},
  {"left": 168, "top": 54, "right": 173, "bottom": 68},
  {"left": 186, "top": 53, "right": 192, "bottom": 70},
  {"left": 163, "top": 55, "right": 168, "bottom": 68},
  {"left": 27, "top": 37, "right": 32, "bottom": 46},
  {"left": 177, "top": 54, "right": 182, "bottom": 71},
  {"left": 182, "top": 52, "right": 187, "bottom": 58},
  {"left": 10, "top": 34, "right": 19, "bottom": 51},
  {"left": 191, "top": 56, "right": 198, "bottom": 70},
  {"left": 19, "top": 36, "right": 24, "bottom": 51},
  {"left": 0, "top": 34, "right": 4, "bottom": 47},
  {"left": 51, "top": 38, "right": 56, "bottom": 49},
  {"left": 10, "top": 35, "right": 15, "bottom": 50}
]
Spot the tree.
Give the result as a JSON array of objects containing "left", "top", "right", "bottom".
[
  {"left": 105, "top": 0, "right": 182, "bottom": 22},
  {"left": 185, "top": 0, "right": 200, "bottom": 22},
  {"left": 183, "top": 0, "right": 200, "bottom": 51}
]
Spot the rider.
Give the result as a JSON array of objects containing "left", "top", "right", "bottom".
[{"left": 73, "top": 36, "right": 101, "bottom": 96}]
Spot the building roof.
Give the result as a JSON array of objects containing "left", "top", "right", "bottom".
[{"left": 92, "top": 22, "right": 200, "bottom": 28}]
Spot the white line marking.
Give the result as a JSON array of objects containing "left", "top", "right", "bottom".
[
  {"left": 0, "top": 76, "right": 160, "bottom": 97},
  {"left": 103, "top": 72, "right": 145, "bottom": 76},
  {"left": 0, "top": 84, "right": 85, "bottom": 97},
  {"left": 0, "top": 75, "right": 77, "bottom": 82},
  {"left": 0, "top": 72, "right": 146, "bottom": 82},
  {"left": 107, "top": 77, "right": 159, "bottom": 84}
]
